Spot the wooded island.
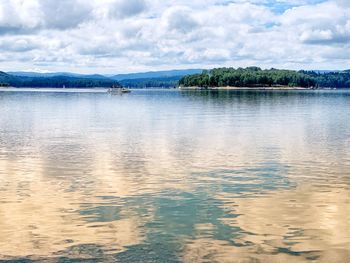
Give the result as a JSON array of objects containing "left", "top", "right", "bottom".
[{"left": 179, "top": 67, "right": 350, "bottom": 89}]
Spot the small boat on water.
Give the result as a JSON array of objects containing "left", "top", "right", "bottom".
[{"left": 107, "top": 84, "right": 131, "bottom": 94}]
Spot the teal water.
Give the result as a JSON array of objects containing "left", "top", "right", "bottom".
[{"left": 0, "top": 89, "right": 349, "bottom": 262}]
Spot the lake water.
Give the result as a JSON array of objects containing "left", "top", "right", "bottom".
[{"left": 0, "top": 89, "right": 349, "bottom": 262}]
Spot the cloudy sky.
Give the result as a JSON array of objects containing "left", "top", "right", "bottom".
[{"left": 0, "top": 0, "right": 349, "bottom": 74}]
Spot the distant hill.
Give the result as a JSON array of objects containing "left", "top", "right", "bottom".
[
  {"left": 312, "top": 70, "right": 342, "bottom": 74},
  {"left": 0, "top": 71, "right": 18, "bottom": 84},
  {"left": 5, "top": 68, "right": 347, "bottom": 89},
  {"left": 7, "top": 69, "right": 204, "bottom": 81},
  {"left": 312, "top": 70, "right": 350, "bottom": 74},
  {"left": 110, "top": 69, "right": 203, "bottom": 81},
  {"left": 1, "top": 71, "right": 115, "bottom": 88},
  {"left": 3, "top": 69, "right": 204, "bottom": 88},
  {"left": 7, "top": 71, "right": 109, "bottom": 80},
  {"left": 120, "top": 76, "right": 182, "bottom": 88}
]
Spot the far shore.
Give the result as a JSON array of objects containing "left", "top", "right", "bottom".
[
  {"left": 179, "top": 86, "right": 313, "bottom": 91},
  {"left": 0, "top": 86, "right": 341, "bottom": 91}
]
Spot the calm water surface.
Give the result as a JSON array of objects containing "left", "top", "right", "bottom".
[{"left": 0, "top": 89, "right": 349, "bottom": 262}]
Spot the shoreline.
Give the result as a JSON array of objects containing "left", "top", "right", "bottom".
[
  {"left": 179, "top": 86, "right": 312, "bottom": 91},
  {"left": 0, "top": 86, "right": 341, "bottom": 91}
]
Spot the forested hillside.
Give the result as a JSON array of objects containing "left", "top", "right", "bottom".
[
  {"left": 120, "top": 76, "right": 180, "bottom": 88},
  {"left": 2, "top": 68, "right": 350, "bottom": 89},
  {"left": 179, "top": 67, "right": 350, "bottom": 88},
  {"left": 0, "top": 71, "right": 116, "bottom": 88}
]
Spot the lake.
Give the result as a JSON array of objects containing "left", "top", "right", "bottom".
[{"left": 0, "top": 89, "right": 349, "bottom": 262}]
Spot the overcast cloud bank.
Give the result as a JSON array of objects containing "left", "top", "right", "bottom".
[{"left": 0, "top": 0, "right": 349, "bottom": 73}]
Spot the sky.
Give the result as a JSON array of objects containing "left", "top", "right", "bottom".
[{"left": 0, "top": 0, "right": 349, "bottom": 74}]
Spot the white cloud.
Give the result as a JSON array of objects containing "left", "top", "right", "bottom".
[
  {"left": 109, "top": 0, "right": 147, "bottom": 19},
  {"left": 164, "top": 6, "right": 199, "bottom": 34},
  {"left": 0, "top": 0, "right": 349, "bottom": 73},
  {"left": 281, "top": 2, "right": 350, "bottom": 45},
  {"left": 334, "top": 0, "right": 350, "bottom": 7},
  {"left": 0, "top": 0, "right": 41, "bottom": 33},
  {"left": 39, "top": 0, "right": 93, "bottom": 29}
]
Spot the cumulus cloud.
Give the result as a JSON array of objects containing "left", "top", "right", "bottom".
[
  {"left": 0, "top": 38, "right": 38, "bottom": 52},
  {"left": 0, "top": 0, "right": 41, "bottom": 34},
  {"left": 39, "top": 0, "right": 93, "bottom": 30},
  {"left": 334, "top": 0, "right": 350, "bottom": 7},
  {"left": 281, "top": 1, "right": 350, "bottom": 45},
  {"left": 0, "top": 0, "right": 93, "bottom": 33},
  {"left": 109, "top": 0, "right": 147, "bottom": 19},
  {"left": 0, "top": 0, "right": 349, "bottom": 73},
  {"left": 163, "top": 7, "right": 199, "bottom": 34}
]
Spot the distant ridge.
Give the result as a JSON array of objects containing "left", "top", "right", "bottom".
[
  {"left": 110, "top": 69, "right": 203, "bottom": 81},
  {"left": 1, "top": 71, "right": 114, "bottom": 88},
  {"left": 120, "top": 76, "right": 182, "bottom": 88},
  {"left": 311, "top": 70, "right": 350, "bottom": 74},
  {"left": 3, "top": 68, "right": 349, "bottom": 88},
  {"left": 7, "top": 71, "right": 109, "bottom": 80},
  {"left": 2, "top": 69, "right": 204, "bottom": 88},
  {"left": 6, "top": 69, "right": 204, "bottom": 81},
  {"left": 0, "top": 71, "right": 17, "bottom": 83},
  {"left": 6, "top": 69, "right": 348, "bottom": 80}
]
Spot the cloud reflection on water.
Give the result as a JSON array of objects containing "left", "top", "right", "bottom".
[{"left": 0, "top": 90, "right": 349, "bottom": 262}]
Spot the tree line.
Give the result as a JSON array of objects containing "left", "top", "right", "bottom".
[
  {"left": 2, "top": 68, "right": 350, "bottom": 89},
  {"left": 0, "top": 72, "right": 117, "bottom": 88},
  {"left": 120, "top": 76, "right": 180, "bottom": 88},
  {"left": 300, "top": 70, "right": 350, "bottom": 88},
  {"left": 179, "top": 67, "right": 350, "bottom": 88},
  {"left": 0, "top": 71, "right": 180, "bottom": 88}
]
